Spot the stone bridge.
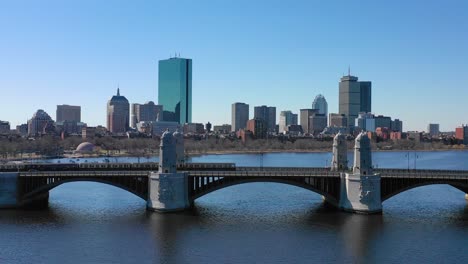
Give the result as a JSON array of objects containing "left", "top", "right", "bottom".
[{"left": 1, "top": 131, "right": 467, "bottom": 213}]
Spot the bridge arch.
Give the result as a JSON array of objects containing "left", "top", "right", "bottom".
[
  {"left": 20, "top": 177, "right": 148, "bottom": 203},
  {"left": 381, "top": 181, "right": 468, "bottom": 202},
  {"left": 189, "top": 176, "right": 340, "bottom": 206}
]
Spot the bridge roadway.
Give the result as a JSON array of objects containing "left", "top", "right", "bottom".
[{"left": 16, "top": 167, "right": 468, "bottom": 206}]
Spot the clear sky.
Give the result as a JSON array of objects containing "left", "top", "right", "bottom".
[{"left": 1, "top": 0, "right": 467, "bottom": 132}]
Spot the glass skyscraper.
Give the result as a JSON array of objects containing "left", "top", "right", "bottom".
[{"left": 158, "top": 57, "right": 192, "bottom": 124}]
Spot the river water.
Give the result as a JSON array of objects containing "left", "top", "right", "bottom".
[{"left": 0, "top": 151, "right": 467, "bottom": 263}]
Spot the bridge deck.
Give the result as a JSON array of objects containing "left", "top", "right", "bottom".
[{"left": 16, "top": 167, "right": 468, "bottom": 180}]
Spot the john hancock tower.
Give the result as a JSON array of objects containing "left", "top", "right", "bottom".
[{"left": 158, "top": 56, "right": 192, "bottom": 124}]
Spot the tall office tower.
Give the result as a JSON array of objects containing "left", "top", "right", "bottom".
[
  {"left": 107, "top": 88, "right": 130, "bottom": 134},
  {"left": 339, "top": 73, "right": 372, "bottom": 130},
  {"left": 300, "top": 109, "right": 317, "bottom": 134},
  {"left": 254, "top": 105, "right": 276, "bottom": 132},
  {"left": 279, "top": 110, "right": 298, "bottom": 133},
  {"left": 427, "top": 123, "right": 440, "bottom": 136},
  {"left": 131, "top": 101, "right": 163, "bottom": 128},
  {"left": 231, "top": 102, "right": 249, "bottom": 132},
  {"left": 312, "top": 94, "right": 328, "bottom": 116},
  {"left": 158, "top": 57, "right": 192, "bottom": 124},
  {"left": 56, "top": 105, "right": 81, "bottom": 122}
]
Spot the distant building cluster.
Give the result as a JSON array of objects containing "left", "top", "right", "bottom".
[{"left": 4, "top": 58, "right": 468, "bottom": 146}]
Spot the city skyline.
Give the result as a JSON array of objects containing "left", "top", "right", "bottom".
[{"left": 1, "top": 1, "right": 468, "bottom": 131}]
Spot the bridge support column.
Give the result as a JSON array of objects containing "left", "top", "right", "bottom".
[
  {"left": 0, "top": 172, "right": 20, "bottom": 209},
  {"left": 147, "top": 172, "right": 190, "bottom": 212},
  {"left": 339, "top": 173, "right": 382, "bottom": 214},
  {"left": 339, "top": 132, "right": 382, "bottom": 214}
]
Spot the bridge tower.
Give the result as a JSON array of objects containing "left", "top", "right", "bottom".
[
  {"left": 147, "top": 130, "right": 190, "bottom": 212},
  {"left": 331, "top": 132, "right": 348, "bottom": 171},
  {"left": 173, "top": 130, "right": 185, "bottom": 164},
  {"left": 339, "top": 132, "right": 382, "bottom": 213}
]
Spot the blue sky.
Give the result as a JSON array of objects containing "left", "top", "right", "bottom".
[{"left": 0, "top": 0, "right": 467, "bottom": 131}]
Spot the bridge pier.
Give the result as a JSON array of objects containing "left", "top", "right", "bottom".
[
  {"left": 338, "top": 132, "right": 382, "bottom": 214},
  {"left": 147, "top": 172, "right": 190, "bottom": 212},
  {"left": 1, "top": 172, "right": 50, "bottom": 209},
  {"left": 0, "top": 172, "right": 20, "bottom": 209},
  {"left": 147, "top": 130, "right": 190, "bottom": 212}
]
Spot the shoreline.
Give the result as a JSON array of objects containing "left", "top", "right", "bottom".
[{"left": 3, "top": 148, "right": 467, "bottom": 163}]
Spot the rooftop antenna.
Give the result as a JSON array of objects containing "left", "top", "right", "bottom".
[
  {"left": 117, "top": 83, "right": 120, "bottom": 96},
  {"left": 348, "top": 65, "right": 351, "bottom": 76}
]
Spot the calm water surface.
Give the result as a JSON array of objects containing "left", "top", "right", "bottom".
[{"left": 1, "top": 151, "right": 467, "bottom": 263}]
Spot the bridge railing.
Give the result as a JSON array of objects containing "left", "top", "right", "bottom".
[
  {"left": 187, "top": 170, "right": 341, "bottom": 178},
  {"left": 19, "top": 171, "right": 149, "bottom": 177}
]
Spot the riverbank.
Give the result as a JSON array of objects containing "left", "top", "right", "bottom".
[{"left": 3, "top": 147, "right": 468, "bottom": 164}]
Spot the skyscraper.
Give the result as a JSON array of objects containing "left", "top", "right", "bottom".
[
  {"left": 300, "top": 109, "right": 317, "bottom": 134},
  {"left": 131, "top": 101, "right": 163, "bottom": 128},
  {"left": 312, "top": 94, "right": 328, "bottom": 116},
  {"left": 427, "top": 123, "right": 440, "bottom": 136},
  {"left": 158, "top": 57, "right": 192, "bottom": 124},
  {"left": 339, "top": 73, "right": 372, "bottom": 130},
  {"left": 231, "top": 102, "right": 249, "bottom": 132},
  {"left": 56, "top": 105, "right": 81, "bottom": 122},
  {"left": 107, "top": 88, "right": 129, "bottom": 134},
  {"left": 279, "top": 110, "right": 298, "bottom": 133},
  {"left": 254, "top": 105, "right": 276, "bottom": 132}
]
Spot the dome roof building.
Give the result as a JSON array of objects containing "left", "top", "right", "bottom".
[{"left": 75, "top": 142, "right": 96, "bottom": 153}]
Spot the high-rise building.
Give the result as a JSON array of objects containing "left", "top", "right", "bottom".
[
  {"left": 427, "top": 124, "right": 440, "bottom": 136},
  {"left": 329, "top": 113, "right": 348, "bottom": 128},
  {"left": 56, "top": 105, "right": 81, "bottom": 122},
  {"left": 279, "top": 110, "right": 298, "bottom": 133},
  {"left": 158, "top": 57, "right": 192, "bottom": 124},
  {"left": 247, "top": 118, "right": 267, "bottom": 139},
  {"left": 300, "top": 109, "right": 317, "bottom": 134},
  {"left": 107, "top": 88, "right": 130, "bottom": 134},
  {"left": 309, "top": 113, "right": 327, "bottom": 135},
  {"left": 391, "top": 119, "right": 403, "bottom": 132},
  {"left": 0, "top": 121, "right": 10, "bottom": 134},
  {"left": 355, "top": 112, "right": 376, "bottom": 132},
  {"left": 231, "top": 102, "right": 249, "bottom": 132},
  {"left": 374, "top": 115, "right": 392, "bottom": 129},
  {"left": 339, "top": 73, "right": 372, "bottom": 130},
  {"left": 312, "top": 94, "right": 328, "bottom": 116},
  {"left": 27, "top": 109, "right": 54, "bottom": 136},
  {"left": 254, "top": 105, "right": 276, "bottom": 132},
  {"left": 131, "top": 101, "right": 163, "bottom": 128}
]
